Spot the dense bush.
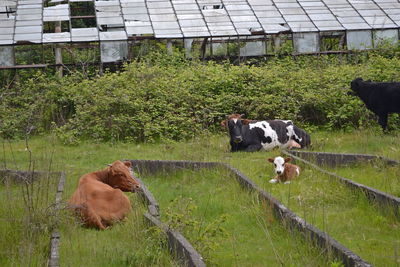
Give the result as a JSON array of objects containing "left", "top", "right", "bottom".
[{"left": 1, "top": 50, "right": 400, "bottom": 143}]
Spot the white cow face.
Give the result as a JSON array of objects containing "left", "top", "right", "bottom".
[{"left": 268, "top": 156, "right": 291, "bottom": 175}]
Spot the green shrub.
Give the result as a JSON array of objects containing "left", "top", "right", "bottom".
[{"left": 1, "top": 50, "right": 400, "bottom": 143}]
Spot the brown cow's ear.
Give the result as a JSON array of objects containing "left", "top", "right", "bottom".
[
  {"left": 285, "top": 157, "right": 292, "bottom": 163},
  {"left": 242, "top": 119, "right": 252, "bottom": 125},
  {"left": 123, "top": 161, "right": 132, "bottom": 168},
  {"left": 268, "top": 158, "right": 274, "bottom": 163}
]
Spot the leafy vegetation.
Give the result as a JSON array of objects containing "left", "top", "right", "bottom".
[{"left": 2, "top": 49, "right": 400, "bottom": 143}]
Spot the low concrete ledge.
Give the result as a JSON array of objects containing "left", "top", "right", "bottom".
[
  {"left": 0, "top": 169, "right": 47, "bottom": 184},
  {"left": 48, "top": 171, "right": 66, "bottom": 267},
  {"left": 136, "top": 177, "right": 160, "bottom": 217},
  {"left": 289, "top": 151, "right": 399, "bottom": 167},
  {"left": 284, "top": 151, "right": 400, "bottom": 219},
  {"left": 48, "top": 232, "right": 60, "bottom": 267},
  {"left": 144, "top": 213, "right": 206, "bottom": 267},
  {"left": 129, "top": 160, "right": 371, "bottom": 267}
]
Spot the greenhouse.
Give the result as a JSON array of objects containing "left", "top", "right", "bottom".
[{"left": 1, "top": 0, "right": 400, "bottom": 68}]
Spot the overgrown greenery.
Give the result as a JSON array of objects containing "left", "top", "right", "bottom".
[{"left": 2, "top": 48, "right": 400, "bottom": 143}]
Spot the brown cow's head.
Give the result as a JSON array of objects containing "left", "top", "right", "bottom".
[{"left": 108, "top": 160, "right": 141, "bottom": 192}]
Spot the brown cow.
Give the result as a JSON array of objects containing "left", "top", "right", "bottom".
[{"left": 68, "top": 160, "right": 141, "bottom": 230}]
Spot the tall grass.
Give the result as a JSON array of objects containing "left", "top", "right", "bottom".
[
  {"left": 1, "top": 129, "right": 399, "bottom": 266},
  {"left": 0, "top": 169, "right": 59, "bottom": 266},
  {"left": 59, "top": 194, "right": 177, "bottom": 266},
  {"left": 234, "top": 159, "right": 400, "bottom": 266},
  {"left": 329, "top": 161, "right": 400, "bottom": 197},
  {"left": 311, "top": 129, "right": 400, "bottom": 161},
  {"left": 144, "top": 168, "right": 339, "bottom": 266}
]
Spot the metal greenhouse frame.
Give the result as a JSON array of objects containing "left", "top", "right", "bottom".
[{"left": 1, "top": 0, "right": 400, "bottom": 70}]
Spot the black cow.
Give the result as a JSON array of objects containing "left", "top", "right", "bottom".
[
  {"left": 221, "top": 114, "right": 311, "bottom": 152},
  {"left": 350, "top": 78, "right": 400, "bottom": 130}
]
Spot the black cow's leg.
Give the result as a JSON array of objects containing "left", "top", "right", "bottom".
[
  {"left": 245, "top": 144, "right": 262, "bottom": 152},
  {"left": 378, "top": 112, "right": 388, "bottom": 131},
  {"left": 230, "top": 142, "right": 239, "bottom": 152}
]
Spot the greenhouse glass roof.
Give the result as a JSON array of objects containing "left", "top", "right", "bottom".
[{"left": 1, "top": 0, "right": 400, "bottom": 45}]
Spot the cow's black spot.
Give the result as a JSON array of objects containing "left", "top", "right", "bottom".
[
  {"left": 262, "top": 123, "right": 267, "bottom": 129},
  {"left": 261, "top": 136, "right": 272, "bottom": 143},
  {"left": 252, "top": 127, "right": 272, "bottom": 144}
]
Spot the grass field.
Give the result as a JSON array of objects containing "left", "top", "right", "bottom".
[
  {"left": 249, "top": 164, "right": 400, "bottom": 266},
  {"left": 328, "top": 162, "right": 400, "bottom": 197},
  {"left": 0, "top": 172, "right": 59, "bottom": 266},
  {"left": 58, "top": 193, "right": 178, "bottom": 267},
  {"left": 144, "top": 168, "right": 338, "bottom": 266},
  {"left": 311, "top": 129, "right": 400, "bottom": 161},
  {"left": 0, "top": 129, "right": 399, "bottom": 266}
]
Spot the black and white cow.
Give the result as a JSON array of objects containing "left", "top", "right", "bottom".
[
  {"left": 221, "top": 114, "right": 311, "bottom": 152},
  {"left": 350, "top": 78, "right": 400, "bottom": 130}
]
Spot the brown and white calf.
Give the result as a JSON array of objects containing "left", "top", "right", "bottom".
[{"left": 268, "top": 156, "right": 300, "bottom": 184}]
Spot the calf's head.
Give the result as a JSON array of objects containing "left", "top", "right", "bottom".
[
  {"left": 268, "top": 156, "right": 291, "bottom": 175},
  {"left": 108, "top": 160, "right": 141, "bottom": 192}
]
